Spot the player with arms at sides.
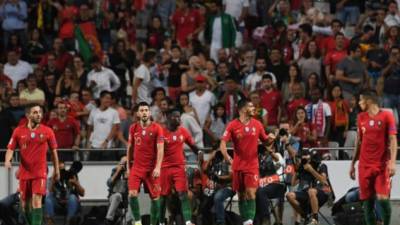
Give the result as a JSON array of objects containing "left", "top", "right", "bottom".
[
  {"left": 127, "top": 102, "right": 165, "bottom": 225},
  {"left": 349, "top": 91, "right": 398, "bottom": 225},
  {"left": 220, "top": 99, "right": 274, "bottom": 225},
  {"left": 159, "top": 109, "right": 200, "bottom": 225},
  {"left": 4, "top": 103, "right": 60, "bottom": 225}
]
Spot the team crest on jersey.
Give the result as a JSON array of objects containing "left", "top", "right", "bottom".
[
  {"left": 142, "top": 130, "right": 146, "bottom": 136},
  {"left": 245, "top": 127, "right": 249, "bottom": 132},
  {"left": 369, "top": 120, "right": 375, "bottom": 127},
  {"left": 31, "top": 132, "right": 35, "bottom": 139}
]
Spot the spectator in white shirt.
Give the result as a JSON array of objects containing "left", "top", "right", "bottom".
[
  {"left": 385, "top": 1, "right": 400, "bottom": 27},
  {"left": 132, "top": 50, "right": 156, "bottom": 105},
  {"left": 87, "top": 56, "right": 121, "bottom": 99},
  {"left": 189, "top": 75, "right": 217, "bottom": 127},
  {"left": 223, "top": 0, "right": 249, "bottom": 28},
  {"left": 19, "top": 74, "right": 45, "bottom": 106},
  {"left": 245, "top": 57, "right": 277, "bottom": 92},
  {"left": 86, "top": 91, "right": 120, "bottom": 160},
  {"left": 4, "top": 50, "right": 33, "bottom": 89}
]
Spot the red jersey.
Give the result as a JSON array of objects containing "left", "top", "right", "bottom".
[
  {"left": 47, "top": 117, "right": 80, "bottom": 148},
  {"left": 324, "top": 50, "right": 347, "bottom": 74},
  {"left": 260, "top": 89, "right": 282, "bottom": 126},
  {"left": 321, "top": 36, "right": 350, "bottom": 54},
  {"left": 294, "top": 122, "right": 316, "bottom": 148},
  {"left": 286, "top": 98, "right": 309, "bottom": 122},
  {"left": 358, "top": 110, "right": 397, "bottom": 167},
  {"left": 162, "top": 126, "right": 194, "bottom": 168},
  {"left": 128, "top": 122, "right": 164, "bottom": 171},
  {"left": 172, "top": 9, "right": 203, "bottom": 47},
  {"left": 7, "top": 125, "right": 58, "bottom": 180},
  {"left": 222, "top": 118, "right": 268, "bottom": 171}
]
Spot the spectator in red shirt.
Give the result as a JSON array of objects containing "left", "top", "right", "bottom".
[
  {"left": 259, "top": 74, "right": 282, "bottom": 129},
  {"left": 320, "top": 19, "right": 350, "bottom": 55},
  {"left": 171, "top": 0, "right": 204, "bottom": 48},
  {"left": 39, "top": 38, "right": 73, "bottom": 75},
  {"left": 286, "top": 82, "right": 309, "bottom": 122},
  {"left": 324, "top": 33, "right": 348, "bottom": 86},
  {"left": 47, "top": 101, "right": 80, "bottom": 160},
  {"left": 290, "top": 106, "right": 317, "bottom": 148}
]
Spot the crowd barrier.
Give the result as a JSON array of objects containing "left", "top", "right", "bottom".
[{"left": 1, "top": 148, "right": 400, "bottom": 202}]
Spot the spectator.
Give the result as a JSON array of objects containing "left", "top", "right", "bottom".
[
  {"left": 324, "top": 33, "right": 348, "bottom": 86},
  {"left": 132, "top": 50, "right": 156, "bottom": 105},
  {"left": 4, "top": 50, "right": 33, "bottom": 89},
  {"left": 178, "top": 92, "right": 204, "bottom": 147},
  {"left": 297, "top": 40, "right": 323, "bottom": 82},
  {"left": 164, "top": 45, "right": 189, "bottom": 101},
  {"left": 5, "top": 93, "right": 24, "bottom": 122},
  {"left": 384, "top": 1, "right": 400, "bottom": 27},
  {"left": 204, "top": 0, "right": 237, "bottom": 62},
  {"left": 219, "top": 76, "right": 246, "bottom": 121},
  {"left": 43, "top": 73, "right": 57, "bottom": 109},
  {"left": 336, "top": 44, "right": 369, "bottom": 100},
  {"left": 150, "top": 87, "right": 167, "bottom": 118},
  {"left": 204, "top": 103, "right": 227, "bottom": 146},
  {"left": 38, "top": 38, "right": 73, "bottom": 73},
  {"left": 181, "top": 55, "right": 214, "bottom": 93},
  {"left": 281, "top": 63, "right": 305, "bottom": 104},
  {"left": 105, "top": 156, "right": 133, "bottom": 225},
  {"left": 171, "top": 0, "right": 204, "bottom": 48},
  {"left": 344, "top": 93, "right": 360, "bottom": 151},
  {"left": 147, "top": 15, "right": 166, "bottom": 50},
  {"left": 0, "top": 63, "right": 13, "bottom": 92},
  {"left": 268, "top": 0, "right": 295, "bottom": 25},
  {"left": 381, "top": 45, "right": 400, "bottom": 123},
  {"left": 87, "top": 56, "right": 121, "bottom": 99},
  {"left": 72, "top": 55, "right": 89, "bottom": 89},
  {"left": 86, "top": 91, "right": 120, "bottom": 160},
  {"left": 156, "top": 0, "right": 176, "bottom": 28},
  {"left": 305, "top": 88, "right": 332, "bottom": 150},
  {"left": 223, "top": 0, "right": 249, "bottom": 34},
  {"left": 0, "top": 102, "right": 16, "bottom": 149},
  {"left": 189, "top": 75, "right": 217, "bottom": 127},
  {"left": 19, "top": 74, "right": 46, "bottom": 106},
  {"left": 328, "top": 84, "right": 350, "bottom": 149},
  {"left": 153, "top": 97, "right": 171, "bottom": 125},
  {"left": 47, "top": 101, "right": 81, "bottom": 160},
  {"left": 24, "top": 28, "right": 46, "bottom": 65},
  {"left": 56, "top": 66, "right": 81, "bottom": 99},
  {"left": 0, "top": 0, "right": 28, "bottom": 49},
  {"left": 286, "top": 82, "right": 309, "bottom": 122},
  {"left": 245, "top": 57, "right": 277, "bottom": 92},
  {"left": 336, "top": 0, "right": 361, "bottom": 27},
  {"left": 80, "top": 88, "right": 96, "bottom": 115},
  {"left": 45, "top": 161, "right": 85, "bottom": 225},
  {"left": 290, "top": 106, "right": 317, "bottom": 148},
  {"left": 259, "top": 74, "right": 282, "bottom": 130},
  {"left": 319, "top": 19, "right": 349, "bottom": 55},
  {"left": 249, "top": 91, "right": 268, "bottom": 128},
  {"left": 366, "top": 44, "right": 388, "bottom": 89},
  {"left": 267, "top": 48, "right": 288, "bottom": 89},
  {"left": 40, "top": 52, "right": 63, "bottom": 80},
  {"left": 304, "top": 72, "right": 321, "bottom": 100}
]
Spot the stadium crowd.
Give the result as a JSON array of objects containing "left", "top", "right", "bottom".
[{"left": 0, "top": 0, "right": 400, "bottom": 225}]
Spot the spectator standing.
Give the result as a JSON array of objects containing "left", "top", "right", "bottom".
[
  {"left": 38, "top": 38, "right": 73, "bottom": 74},
  {"left": 189, "top": 75, "right": 217, "bottom": 127},
  {"left": 164, "top": 45, "right": 189, "bottom": 101},
  {"left": 19, "top": 74, "right": 46, "bottom": 107},
  {"left": 4, "top": 50, "right": 33, "bottom": 89},
  {"left": 327, "top": 84, "right": 350, "bottom": 148},
  {"left": 281, "top": 63, "right": 305, "bottom": 105},
  {"left": 204, "top": 103, "right": 227, "bottom": 146},
  {"left": 204, "top": 0, "right": 237, "bottom": 62},
  {"left": 381, "top": 46, "right": 400, "bottom": 123},
  {"left": 290, "top": 106, "right": 317, "bottom": 148},
  {"left": 336, "top": 0, "right": 361, "bottom": 28},
  {"left": 55, "top": 67, "right": 81, "bottom": 99},
  {"left": 219, "top": 76, "right": 246, "bottom": 121},
  {"left": 87, "top": 56, "right": 121, "bottom": 99},
  {"left": 324, "top": 33, "right": 348, "bottom": 86},
  {"left": 259, "top": 74, "right": 282, "bottom": 130},
  {"left": 297, "top": 40, "right": 323, "bottom": 82},
  {"left": 171, "top": 0, "right": 204, "bottom": 48},
  {"left": 86, "top": 91, "right": 120, "bottom": 160},
  {"left": 5, "top": 93, "right": 25, "bottom": 122},
  {"left": 384, "top": 1, "right": 400, "bottom": 27},
  {"left": 245, "top": 57, "right": 277, "bottom": 92},
  {"left": 0, "top": 0, "right": 28, "bottom": 49},
  {"left": 266, "top": 48, "right": 288, "bottom": 89},
  {"left": 223, "top": 0, "right": 249, "bottom": 35},
  {"left": 132, "top": 51, "right": 156, "bottom": 105},
  {"left": 335, "top": 44, "right": 369, "bottom": 100}
]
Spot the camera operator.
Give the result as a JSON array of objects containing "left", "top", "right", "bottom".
[
  {"left": 286, "top": 150, "right": 333, "bottom": 225},
  {"left": 255, "top": 143, "right": 285, "bottom": 225},
  {"left": 45, "top": 161, "right": 85, "bottom": 225},
  {"left": 105, "top": 156, "right": 133, "bottom": 225},
  {"left": 199, "top": 149, "right": 234, "bottom": 225}
]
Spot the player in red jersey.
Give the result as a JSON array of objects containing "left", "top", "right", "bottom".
[
  {"left": 4, "top": 103, "right": 60, "bottom": 225},
  {"left": 127, "top": 102, "right": 164, "bottom": 225},
  {"left": 349, "top": 91, "right": 398, "bottom": 225},
  {"left": 220, "top": 99, "right": 274, "bottom": 225},
  {"left": 159, "top": 109, "right": 199, "bottom": 225}
]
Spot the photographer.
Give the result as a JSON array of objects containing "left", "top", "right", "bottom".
[
  {"left": 45, "top": 161, "right": 85, "bottom": 225},
  {"left": 255, "top": 143, "right": 285, "bottom": 225},
  {"left": 199, "top": 149, "right": 234, "bottom": 225},
  {"left": 286, "top": 150, "right": 332, "bottom": 225},
  {"left": 104, "top": 156, "right": 132, "bottom": 225}
]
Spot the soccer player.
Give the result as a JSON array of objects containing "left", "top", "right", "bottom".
[
  {"left": 220, "top": 99, "right": 273, "bottom": 225},
  {"left": 160, "top": 109, "right": 199, "bottom": 225},
  {"left": 349, "top": 91, "right": 398, "bottom": 225},
  {"left": 127, "top": 102, "right": 164, "bottom": 225},
  {"left": 4, "top": 103, "right": 60, "bottom": 225}
]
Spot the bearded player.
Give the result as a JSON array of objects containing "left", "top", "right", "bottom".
[
  {"left": 349, "top": 91, "right": 398, "bottom": 225},
  {"left": 160, "top": 109, "right": 199, "bottom": 225},
  {"left": 4, "top": 104, "right": 60, "bottom": 225},
  {"left": 127, "top": 102, "right": 164, "bottom": 225},
  {"left": 220, "top": 99, "right": 274, "bottom": 225}
]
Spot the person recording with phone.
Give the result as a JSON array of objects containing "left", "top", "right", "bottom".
[{"left": 286, "top": 150, "right": 333, "bottom": 225}]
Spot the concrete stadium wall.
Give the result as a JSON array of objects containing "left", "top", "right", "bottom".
[{"left": 1, "top": 161, "right": 400, "bottom": 201}]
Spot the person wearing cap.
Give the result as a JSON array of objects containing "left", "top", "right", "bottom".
[{"left": 189, "top": 74, "right": 217, "bottom": 127}]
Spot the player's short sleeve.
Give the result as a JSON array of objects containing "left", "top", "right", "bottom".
[
  {"left": 221, "top": 122, "right": 233, "bottom": 142},
  {"left": 47, "top": 128, "right": 58, "bottom": 150},
  {"left": 386, "top": 111, "right": 397, "bottom": 135},
  {"left": 7, "top": 128, "right": 19, "bottom": 150},
  {"left": 155, "top": 123, "right": 165, "bottom": 144},
  {"left": 182, "top": 127, "right": 195, "bottom": 146}
]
